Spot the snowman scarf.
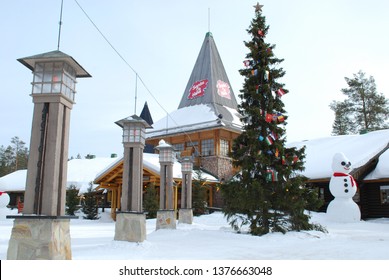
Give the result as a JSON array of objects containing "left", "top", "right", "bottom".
[{"left": 333, "top": 172, "right": 357, "bottom": 188}]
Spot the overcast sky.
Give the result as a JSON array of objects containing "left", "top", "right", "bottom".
[{"left": 1, "top": 0, "right": 388, "bottom": 158}]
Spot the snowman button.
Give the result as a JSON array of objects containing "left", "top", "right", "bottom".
[
  {"left": 343, "top": 179, "right": 347, "bottom": 182},
  {"left": 344, "top": 183, "right": 348, "bottom": 187},
  {"left": 344, "top": 189, "right": 349, "bottom": 193}
]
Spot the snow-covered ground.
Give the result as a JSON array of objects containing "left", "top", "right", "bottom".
[{"left": 1, "top": 208, "right": 389, "bottom": 260}]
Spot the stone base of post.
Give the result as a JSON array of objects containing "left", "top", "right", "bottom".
[
  {"left": 114, "top": 212, "right": 146, "bottom": 242},
  {"left": 6, "top": 216, "right": 75, "bottom": 260},
  {"left": 178, "top": 208, "right": 193, "bottom": 224},
  {"left": 156, "top": 210, "right": 176, "bottom": 230}
]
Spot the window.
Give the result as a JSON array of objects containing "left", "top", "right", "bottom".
[
  {"left": 201, "top": 139, "right": 214, "bottom": 156},
  {"left": 186, "top": 141, "right": 198, "bottom": 156},
  {"left": 173, "top": 143, "right": 184, "bottom": 152},
  {"left": 186, "top": 141, "right": 198, "bottom": 147},
  {"left": 380, "top": 186, "right": 389, "bottom": 205},
  {"left": 220, "top": 139, "right": 229, "bottom": 156}
]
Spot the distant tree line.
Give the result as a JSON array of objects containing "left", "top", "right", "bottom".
[{"left": 0, "top": 136, "right": 29, "bottom": 177}]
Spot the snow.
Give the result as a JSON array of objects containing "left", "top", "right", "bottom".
[
  {"left": 0, "top": 169, "right": 27, "bottom": 192},
  {"left": 147, "top": 104, "right": 218, "bottom": 138},
  {"left": 67, "top": 157, "right": 119, "bottom": 193},
  {"left": 0, "top": 155, "right": 219, "bottom": 194},
  {"left": 1, "top": 208, "right": 389, "bottom": 260},
  {"left": 365, "top": 148, "right": 389, "bottom": 180},
  {"left": 287, "top": 129, "right": 389, "bottom": 179},
  {"left": 146, "top": 104, "right": 242, "bottom": 138},
  {"left": 0, "top": 157, "right": 119, "bottom": 193}
]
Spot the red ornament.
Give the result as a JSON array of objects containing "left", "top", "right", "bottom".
[{"left": 276, "top": 88, "right": 286, "bottom": 97}]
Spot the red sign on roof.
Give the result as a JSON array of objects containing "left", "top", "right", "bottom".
[
  {"left": 217, "top": 80, "right": 231, "bottom": 99},
  {"left": 188, "top": 79, "right": 208, "bottom": 100}
]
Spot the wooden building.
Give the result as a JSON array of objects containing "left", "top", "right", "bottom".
[
  {"left": 288, "top": 129, "right": 389, "bottom": 219},
  {"left": 94, "top": 32, "right": 242, "bottom": 214},
  {"left": 146, "top": 32, "right": 243, "bottom": 202},
  {"left": 144, "top": 32, "right": 243, "bottom": 207},
  {"left": 94, "top": 153, "right": 219, "bottom": 220}
]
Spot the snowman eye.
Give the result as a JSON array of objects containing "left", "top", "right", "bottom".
[
  {"left": 348, "top": 162, "right": 351, "bottom": 165},
  {"left": 341, "top": 161, "right": 346, "bottom": 166}
]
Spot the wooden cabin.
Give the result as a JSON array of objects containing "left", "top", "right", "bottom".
[
  {"left": 93, "top": 153, "right": 219, "bottom": 220},
  {"left": 288, "top": 129, "right": 389, "bottom": 219}
]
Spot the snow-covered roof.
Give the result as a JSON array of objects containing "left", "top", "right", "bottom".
[
  {"left": 287, "top": 129, "right": 389, "bottom": 180},
  {"left": 66, "top": 157, "right": 119, "bottom": 193},
  {"left": 95, "top": 153, "right": 219, "bottom": 183},
  {"left": 365, "top": 148, "right": 389, "bottom": 180},
  {"left": 0, "top": 170, "right": 27, "bottom": 192},
  {"left": 146, "top": 104, "right": 242, "bottom": 138},
  {"left": 0, "top": 157, "right": 118, "bottom": 193}
]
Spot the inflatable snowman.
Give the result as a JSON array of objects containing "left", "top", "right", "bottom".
[
  {"left": 0, "top": 191, "right": 10, "bottom": 208},
  {"left": 326, "top": 152, "right": 361, "bottom": 222}
]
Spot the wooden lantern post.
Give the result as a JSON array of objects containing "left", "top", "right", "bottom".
[
  {"left": 179, "top": 155, "right": 194, "bottom": 224},
  {"left": 7, "top": 50, "right": 90, "bottom": 260},
  {"left": 155, "top": 140, "right": 176, "bottom": 230},
  {"left": 114, "top": 115, "right": 151, "bottom": 242}
]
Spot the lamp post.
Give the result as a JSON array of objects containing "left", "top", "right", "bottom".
[
  {"left": 179, "top": 156, "right": 194, "bottom": 224},
  {"left": 155, "top": 139, "right": 176, "bottom": 230},
  {"left": 114, "top": 115, "right": 151, "bottom": 242},
  {"left": 7, "top": 50, "right": 90, "bottom": 260}
]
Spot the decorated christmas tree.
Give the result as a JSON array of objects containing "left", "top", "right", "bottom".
[{"left": 222, "top": 3, "right": 321, "bottom": 236}]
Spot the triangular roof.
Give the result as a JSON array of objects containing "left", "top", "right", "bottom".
[
  {"left": 178, "top": 32, "right": 238, "bottom": 110},
  {"left": 140, "top": 102, "right": 154, "bottom": 126},
  {"left": 147, "top": 32, "right": 242, "bottom": 138}
]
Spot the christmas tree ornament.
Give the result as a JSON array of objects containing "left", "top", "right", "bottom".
[
  {"left": 265, "top": 135, "right": 273, "bottom": 145},
  {"left": 276, "top": 88, "right": 286, "bottom": 97},
  {"left": 265, "top": 113, "right": 273, "bottom": 123},
  {"left": 264, "top": 70, "right": 270, "bottom": 81},
  {"left": 255, "top": 85, "right": 260, "bottom": 94},
  {"left": 277, "top": 113, "right": 285, "bottom": 123},
  {"left": 258, "top": 29, "right": 265, "bottom": 37},
  {"left": 254, "top": 2, "right": 264, "bottom": 12},
  {"left": 243, "top": 60, "right": 252, "bottom": 67}
]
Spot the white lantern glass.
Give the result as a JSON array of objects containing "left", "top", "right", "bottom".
[
  {"left": 122, "top": 122, "right": 146, "bottom": 144},
  {"left": 32, "top": 62, "right": 77, "bottom": 101},
  {"left": 159, "top": 147, "right": 174, "bottom": 163},
  {"left": 181, "top": 160, "right": 193, "bottom": 172}
]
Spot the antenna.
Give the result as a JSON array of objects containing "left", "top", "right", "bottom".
[
  {"left": 208, "top": 7, "right": 211, "bottom": 32},
  {"left": 57, "top": 0, "right": 64, "bottom": 50},
  {"left": 134, "top": 73, "right": 138, "bottom": 114}
]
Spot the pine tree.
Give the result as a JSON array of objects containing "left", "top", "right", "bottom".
[
  {"left": 329, "top": 100, "right": 354, "bottom": 135},
  {"left": 143, "top": 183, "right": 159, "bottom": 219},
  {"left": 221, "top": 3, "right": 320, "bottom": 236},
  {"left": 82, "top": 184, "right": 99, "bottom": 220},
  {"left": 0, "top": 137, "right": 29, "bottom": 177},
  {"left": 66, "top": 185, "right": 80, "bottom": 216},
  {"left": 192, "top": 170, "right": 208, "bottom": 216},
  {"left": 330, "top": 70, "right": 389, "bottom": 135}
]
